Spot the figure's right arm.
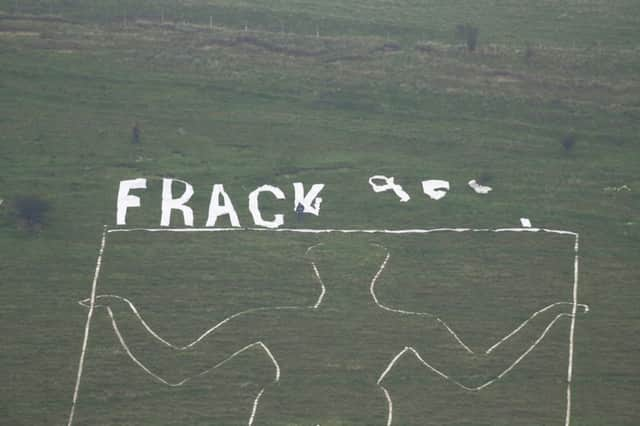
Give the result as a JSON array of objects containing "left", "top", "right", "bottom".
[{"left": 82, "top": 295, "right": 288, "bottom": 386}]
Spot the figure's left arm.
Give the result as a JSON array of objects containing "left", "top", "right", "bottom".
[{"left": 378, "top": 302, "right": 589, "bottom": 391}]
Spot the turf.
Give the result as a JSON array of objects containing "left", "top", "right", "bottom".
[{"left": 0, "top": 1, "right": 639, "bottom": 425}]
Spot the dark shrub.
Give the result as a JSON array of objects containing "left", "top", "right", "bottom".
[
  {"left": 14, "top": 196, "right": 50, "bottom": 230},
  {"left": 524, "top": 42, "right": 534, "bottom": 65},
  {"left": 132, "top": 122, "right": 140, "bottom": 144},
  {"left": 466, "top": 26, "right": 479, "bottom": 52},
  {"left": 456, "top": 23, "right": 479, "bottom": 52},
  {"left": 562, "top": 133, "right": 576, "bottom": 152}
]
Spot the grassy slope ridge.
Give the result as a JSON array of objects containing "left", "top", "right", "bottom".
[{"left": 0, "top": 1, "right": 639, "bottom": 424}]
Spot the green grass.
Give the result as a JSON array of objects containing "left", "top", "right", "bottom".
[
  {"left": 71, "top": 230, "right": 581, "bottom": 425},
  {"left": 1, "top": 1, "right": 639, "bottom": 425},
  {"left": 4, "top": 0, "right": 640, "bottom": 48}
]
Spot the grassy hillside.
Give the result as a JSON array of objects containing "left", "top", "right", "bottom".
[
  {"left": 1, "top": 1, "right": 639, "bottom": 425},
  {"left": 4, "top": 0, "right": 640, "bottom": 48}
]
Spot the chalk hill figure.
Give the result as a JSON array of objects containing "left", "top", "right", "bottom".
[{"left": 80, "top": 242, "right": 588, "bottom": 425}]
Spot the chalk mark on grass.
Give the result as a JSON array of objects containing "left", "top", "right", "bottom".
[
  {"left": 70, "top": 241, "right": 327, "bottom": 425},
  {"left": 69, "top": 226, "right": 585, "bottom": 426}
]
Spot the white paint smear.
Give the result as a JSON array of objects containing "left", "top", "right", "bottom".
[
  {"left": 520, "top": 218, "right": 532, "bottom": 228},
  {"left": 603, "top": 185, "right": 631, "bottom": 192},
  {"left": 421, "top": 180, "right": 450, "bottom": 200},
  {"left": 468, "top": 179, "right": 492, "bottom": 194},
  {"left": 293, "top": 182, "right": 325, "bottom": 216},
  {"left": 369, "top": 176, "right": 411, "bottom": 202}
]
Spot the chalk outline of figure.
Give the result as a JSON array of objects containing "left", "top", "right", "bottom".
[{"left": 68, "top": 227, "right": 589, "bottom": 426}]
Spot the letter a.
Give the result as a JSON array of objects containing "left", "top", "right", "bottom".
[{"left": 206, "top": 184, "right": 240, "bottom": 227}]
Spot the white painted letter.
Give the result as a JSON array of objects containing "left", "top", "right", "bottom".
[
  {"left": 161, "top": 178, "right": 194, "bottom": 227},
  {"left": 248, "top": 185, "right": 285, "bottom": 229},
  {"left": 293, "top": 182, "right": 325, "bottom": 216},
  {"left": 421, "top": 180, "right": 450, "bottom": 200},
  {"left": 468, "top": 179, "right": 492, "bottom": 194},
  {"left": 116, "top": 178, "right": 147, "bottom": 225},
  {"left": 368, "top": 175, "right": 411, "bottom": 202},
  {"left": 206, "top": 184, "right": 240, "bottom": 227}
]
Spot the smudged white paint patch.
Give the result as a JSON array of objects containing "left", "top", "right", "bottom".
[
  {"left": 369, "top": 176, "right": 411, "bottom": 202},
  {"left": 421, "top": 180, "right": 450, "bottom": 200},
  {"left": 604, "top": 185, "right": 631, "bottom": 192},
  {"left": 293, "top": 183, "right": 325, "bottom": 216},
  {"left": 520, "top": 218, "right": 532, "bottom": 228},
  {"left": 70, "top": 225, "right": 586, "bottom": 426},
  {"left": 468, "top": 179, "right": 492, "bottom": 194}
]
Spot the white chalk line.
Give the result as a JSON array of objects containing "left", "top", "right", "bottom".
[
  {"left": 369, "top": 250, "right": 475, "bottom": 354},
  {"left": 107, "top": 226, "right": 578, "bottom": 237},
  {"left": 67, "top": 226, "right": 107, "bottom": 426},
  {"left": 108, "top": 303, "right": 279, "bottom": 387},
  {"left": 565, "top": 234, "right": 580, "bottom": 426},
  {"left": 307, "top": 243, "right": 327, "bottom": 308},
  {"left": 249, "top": 388, "right": 265, "bottom": 426},
  {"left": 84, "top": 300, "right": 288, "bottom": 425},
  {"left": 72, "top": 243, "right": 327, "bottom": 425},
  {"left": 108, "top": 303, "right": 275, "bottom": 426},
  {"left": 486, "top": 302, "right": 589, "bottom": 355},
  {"left": 368, "top": 246, "right": 588, "bottom": 357},
  {"left": 72, "top": 226, "right": 585, "bottom": 425},
  {"left": 368, "top": 237, "right": 586, "bottom": 425},
  {"left": 377, "top": 311, "right": 579, "bottom": 393},
  {"left": 311, "top": 263, "right": 326, "bottom": 308},
  {"left": 380, "top": 385, "right": 393, "bottom": 426},
  {"left": 76, "top": 243, "right": 327, "bottom": 350},
  {"left": 81, "top": 295, "right": 306, "bottom": 351}
]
